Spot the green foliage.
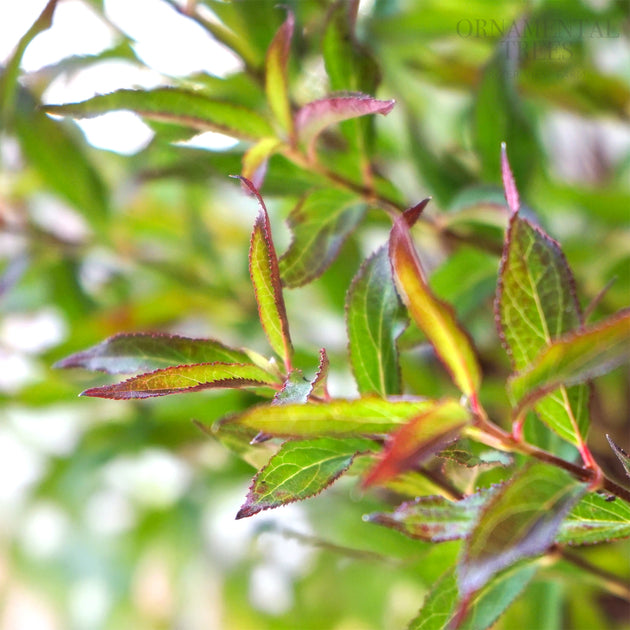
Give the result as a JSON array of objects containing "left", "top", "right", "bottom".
[{"left": 2, "top": 1, "right": 630, "bottom": 628}]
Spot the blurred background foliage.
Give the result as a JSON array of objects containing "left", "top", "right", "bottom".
[{"left": 0, "top": 0, "right": 629, "bottom": 628}]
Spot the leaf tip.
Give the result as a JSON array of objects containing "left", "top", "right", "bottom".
[{"left": 500, "top": 143, "right": 520, "bottom": 214}]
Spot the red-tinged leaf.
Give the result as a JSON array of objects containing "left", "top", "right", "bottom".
[
  {"left": 509, "top": 310, "right": 630, "bottom": 418},
  {"left": 346, "top": 245, "right": 406, "bottom": 397},
  {"left": 236, "top": 437, "right": 377, "bottom": 518},
  {"left": 80, "top": 362, "right": 277, "bottom": 399},
  {"left": 389, "top": 201, "right": 482, "bottom": 400},
  {"left": 362, "top": 399, "right": 470, "bottom": 487},
  {"left": 265, "top": 10, "right": 294, "bottom": 137},
  {"left": 295, "top": 94, "right": 395, "bottom": 158},
  {"left": 241, "top": 137, "right": 282, "bottom": 189},
  {"left": 279, "top": 188, "right": 366, "bottom": 287},
  {"left": 409, "top": 564, "right": 536, "bottom": 630},
  {"left": 218, "top": 397, "right": 442, "bottom": 438},
  {"left": 458, "top": 462, "right": 587, "bottom": 596},
  {"left": 55, "top": 332, "right": 252, "bottom": 374},
  {"left": 366, "top": 487, "right": 496, "bottom": 542},
  {"left": 500, "top": 142, "right": 519, "bottom": 213},
  {"left": 557, "top": 491, "right": 630, "bottom": 546},
  {"left": 44, "top": 88, "right": 274, "bottom": 141},
  {"left": 496, "top": 210, "right": 589, "bottom": 446},
  {"left": 607, "top": 435, "right": 630, "bottom": 480},
  {"left": 239, "top": 177, "right": 293, "bottom": 370},
  {"left": 309, "top": 348, "right": 330, "bottom": 401}
]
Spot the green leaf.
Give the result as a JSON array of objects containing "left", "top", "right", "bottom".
[
  {"left": 44, "top": 88, "right": 274, "bottom": 141},
  {"left": 496, "top": 152, "right": 589, "bottom": 446},
  {"left": 14, "top": 95, "right": 109, "bottom": 225},
  {"left": 279, "top": 188, "right": 366, "bottom": 288},
  {"left": 557, "top": 491, "right": 630, "bottom": 546},
  {"left": 273, "top": 370, "right": 313, "bottom": 405},
  {"left": 0, "top": 0, "right": 58, "bottom": 124},
  {"left": 409, "top": 564, "right": 536, "bottom": 630},
  {"left": 346, "top": 245, "right": 405, "bottom": 397},
  {"left": 389, "top": 201, "right": 481, "bottom": 400},
  {"left": 219, "top": 397, "right": 445, "bottom": 438},
  {"left": 80, "top": 362, "right": 277, "bottom": 399},
  {"left": 265, "top": 11, "right": 294, "bottom": 137},
  {"left": 509, "top": 311, "right": 630, "bottom": 417},
  {"left": 607, "top": 435, "right": 630, "bottom": 480},
  {"left": 309, "top": 348, "right": 330, "bottom": 401},
  {"left": 241, "top": 177, "right": 293, "bottom": 369},
  {"left": 55, "top": 333, "right": 252, "bottom": 374},
  {"left": 236, "top": 437, "right": 376, "bottom": 518},
  {"left": 362, "top": 399, "right": 470, "bottom": 487},
  {"left": 458, "top": 462, "right": 587, "bottom": 596},
  {"left": 366, "top": 488, "right": 496, "bottom": 542}
]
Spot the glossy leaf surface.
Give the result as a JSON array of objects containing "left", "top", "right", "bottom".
[
  {"left": 56, "top": 333, "right": 251, "bottom": 374},
  {"left": 362, "top": 399, "right": 470, "bottom": 487},
  {"left": 458, "top": 462, "right": 586, "bottom": 596},
  {"left": 279, "top": 188, "right": 366, "bottom": 287},
  {"left": 81, "top": 362, "right": 276, "bottom": 399},
  {"left": 346, "top": 246, "right": 405, "bottom": 397},
  {"left": 236, "top": 437, "right": 376, "bottom": 518},
  {"left": 390, "top": 201, "right": 481, "bottom": 398},
  {"left": 220, "top": 398, "right": 439, "bottom": 438},
  {"left": 265, "top": 11, "right": 294, "bottom": 136}
]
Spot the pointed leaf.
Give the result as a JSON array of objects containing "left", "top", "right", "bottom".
[
  {"left": 265, "top": 11, "right": 294, "bottom": 136},
  {"left": 241, "top": 177, "right": 293, "bottom": 369},
  {"left": 500, "top": 143, "right": 520, "bottom": 214},
  {"left": 81, "top": 362, "right": 277, "bottom": 399},
  {"left": 557, "top": 491, "right": 630, "bottom": 546},
  {"left": 44, "top": 88, "right": 274, "bottom": 141},
  {"left": 0, "top": 0, "right": 58, "bottom": 123},
  {"left": 607, "top": 435, "right": 630, "bottom": 480},
  {"left": 390, "top": 201, "right": 481, "bottom": 399},
  {"left": 219, "top": 397, "right": 444, "bottom": 438},
  {"left": 279, "top": 188, "right": 366, "bottom": 287},
  {"left": 295, "top": 95, "right": 394, "bottom": 157},
  {"left": 366, "top": 488, "right": 496, "bottom": 542},
  {"left": 362, "top": 399, "right": 470, "bottom": 487},
  {"left": 236, "top": 437, "right": 376, "bottom": 518},
  {"left": 346, "top": 245, "right": 405, "bottom": 397},
  {"left": 510, "top": 310, "right": 630, "bottom": 416},
  {"left": 55, "top": 332, "right": 252, "bottom": 374},
  {"left": 242, "top": 137, "right": 282, "bottom": 189},
  {"left": 458, "top": 462, "right": 587, "bottom": 596},
  {"left": 309, "top": 348, "right": 330, "bottom": 401},
  {"left": 410, "top": 564, "right": 536, "bottom": 630}
]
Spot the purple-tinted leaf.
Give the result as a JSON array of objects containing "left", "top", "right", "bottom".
[
  {"left": 510, "top": 310, "right": 630, "bottom": 418},
  {"left": 410, "top": 564, "right": 536, "bottom": 630},
  {"left": 236, "top": 437, "right": 376, "bottom": 519},
  {"left": 55, "top": 332, "right": 252, "bottom": 375},
  {"left": 309, "top": 348, "right": 330, "bottom": 401},
  {"left": 81, "top": 362, "right": 277, "bottom": 399},
  {"left": 390, "top": 200, "right": 481, "bottom": 400},
  {"left": 362, "top": 399, "right": 470, "bottom": 487},
  {"left": 346, "top": 245, "right": 405, "bottom": 397},
  {"left": 366, "top": 487, "right": 496, "bottom": 542},
  {"left": 240, "top": 177, "right": 293, "bottom": 370},
  {"left": 607, "top": 434, "right": 630, "bottom": 480},
  {"left": 458, "top": 462, "right": 587, "bottom": 596},
  {"left": 557, "top": 491, "right": 630, "bottom": 546},
  {"left": 295, "top": 94, "right": 395, "bottom": 158},
  {"left": 279, "top": 188, "right": 366, "bottom": 287},
  {"left": 500, "top": 143, "right": 519, "bottom": 213},
  {"left": 265, "top": 10, "right": 294, "bottom": 137}
]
